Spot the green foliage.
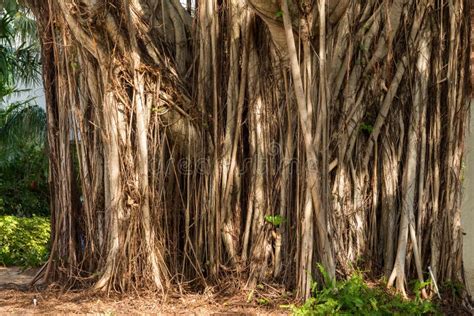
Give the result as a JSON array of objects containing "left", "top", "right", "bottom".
[
  {"left": 0, "top": 0, "right": 40, "bottom": 101},
  {"left": 0, "top": 215, "right": 50, "bottom": 267},
  {"left": 0, "top": 102, "right": 48, "bottom": 217},
  {"left": 0, "top": 101, "right": 46, "bottom": 146},
  {"left": 441, "top": 280, "right": 464, "bottom": 299},
  {"left": 292, "top": 272, "right": 439, "bottom": 315},
  {"left": 264, "top": 214, "right": 285, "bottom": 227},
  {"left": 0, "top": 2, "right": 46, "bottom": 217},
  {"left": 0, "top": 141, "right": 49, "bottom": 216},
  {"left": 360, "top": 122, "right": 374, "bottom": 134}
]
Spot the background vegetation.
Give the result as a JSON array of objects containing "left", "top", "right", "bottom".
[
  {"left": 0, "top": 102, "right": 48, "bottom": 217},
  {"left": 0, "top": 0, "right": 47, "bottom": 217},
  {"left": 0, "top": 0, "right": 49, "bottom": 267},
  {"left": 0, "top": 215, "right": 49, "bottom": 266}
]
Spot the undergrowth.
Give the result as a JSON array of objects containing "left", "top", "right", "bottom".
[
  {"left": 0, "top": 215, "right": 50, "bottom": 267},
  {"left": 291, "top": 266, "right": 439, "bottom": 315}
]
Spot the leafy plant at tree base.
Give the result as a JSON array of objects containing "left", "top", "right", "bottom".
[
  {"left": 292, "top": 268, "right": 439, "bottom": 315},
  {"left": 0, "top": 215, "right": 50, "bottom": 267}
]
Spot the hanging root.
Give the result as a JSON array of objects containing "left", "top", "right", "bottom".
[{"left": 25, "top": 0, "right": 470, "bottom": 298}]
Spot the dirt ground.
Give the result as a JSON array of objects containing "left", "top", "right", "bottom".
[{"left": 0, "top": 267, "right": 291, "bottom": 315}]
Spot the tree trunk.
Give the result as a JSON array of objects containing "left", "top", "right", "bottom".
[{"left": 27, "top": 0, "right": 471, "bottom": 299}]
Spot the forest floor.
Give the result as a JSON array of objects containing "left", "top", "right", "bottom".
[{"left": 0, "top": 267, "right": 291, "bottom": 315}]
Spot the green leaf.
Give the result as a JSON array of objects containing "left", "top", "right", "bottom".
[
  {"left": 360, "top": 122, "right": 374, "bottom": 134},
  {"left": 4, "top": 0, "right": 18, "bottom": 16},
  {"left": 264, "top": 215, "right": 285, "bottom": 227}
]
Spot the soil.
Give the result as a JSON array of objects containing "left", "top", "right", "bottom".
[
  {"left": 0, "top": 266, "right": 38, "bottom": 287},
  {"left": 0, "top": 267, "right": 291, "bottom": 315}
]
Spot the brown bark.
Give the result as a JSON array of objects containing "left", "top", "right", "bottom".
[{"left": 26, "top": 0, "right": 470, "bottom": 300}]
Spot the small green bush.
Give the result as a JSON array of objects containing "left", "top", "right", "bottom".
[
  {"left": 0, "top": 215, "right": 50, "bottom": 267},
  {"left": 292, "top": 268, "right": 439, "bottom": 315}
]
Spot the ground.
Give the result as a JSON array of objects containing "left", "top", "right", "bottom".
[
  {"left": 0, "top": 267, "right": 291, "bottom": 314},
  {"left": 2, "top": 267, "right": 472, "bottom": 315}
]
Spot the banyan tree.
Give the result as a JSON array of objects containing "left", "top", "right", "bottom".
[{"left": 25, "top": 0, "right": 471, "bottom": 299}]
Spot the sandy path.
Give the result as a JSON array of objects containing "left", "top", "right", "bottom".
[{"left": 0, "top": 266, "right": 39, "bottom": 288}]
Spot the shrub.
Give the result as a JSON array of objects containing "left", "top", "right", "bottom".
[
  {"left": 292, "top": 268, "right": 439, "bottom": 315},
  {"left": 0, "top": 215, "right": 50, "bottom": 267}
]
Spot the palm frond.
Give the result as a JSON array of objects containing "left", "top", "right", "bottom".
[
  {"left": 0, "top": 101, "right": 46, "bottom": 148},
  {"left": 0, "top": 1, "right": 40, "bottom": 100}
]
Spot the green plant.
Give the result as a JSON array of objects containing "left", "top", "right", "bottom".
[
  {"left": 0, "top": 215, "right": 50, "bottom": 267},
  {"left": 264, "top": 215, "right": 285, "bottom": 227},
  {"left": 292, "top": 269, "right": 439, "bottom": 315},
  {"left": 442, "top": 280, "right": 464, "bottom": 300},
  {"left": 0, "top": 0, "right": 40, "bottom": 101},
  {"left": 0, "top": 141, "right": 49, "bottom": 216},
  {"left": 360, "top": 122, "right": 374, "bottom": 134},
  {"left": 0, "top": 1, "right": 46, "bottom": 217},
  {"left": 0, "top": 103, "right": 48, "bottom": 217}
]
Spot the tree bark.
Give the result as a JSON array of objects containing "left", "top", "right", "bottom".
[{"left": 26, "top": 0, "right": 471, "bottom": 299}]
